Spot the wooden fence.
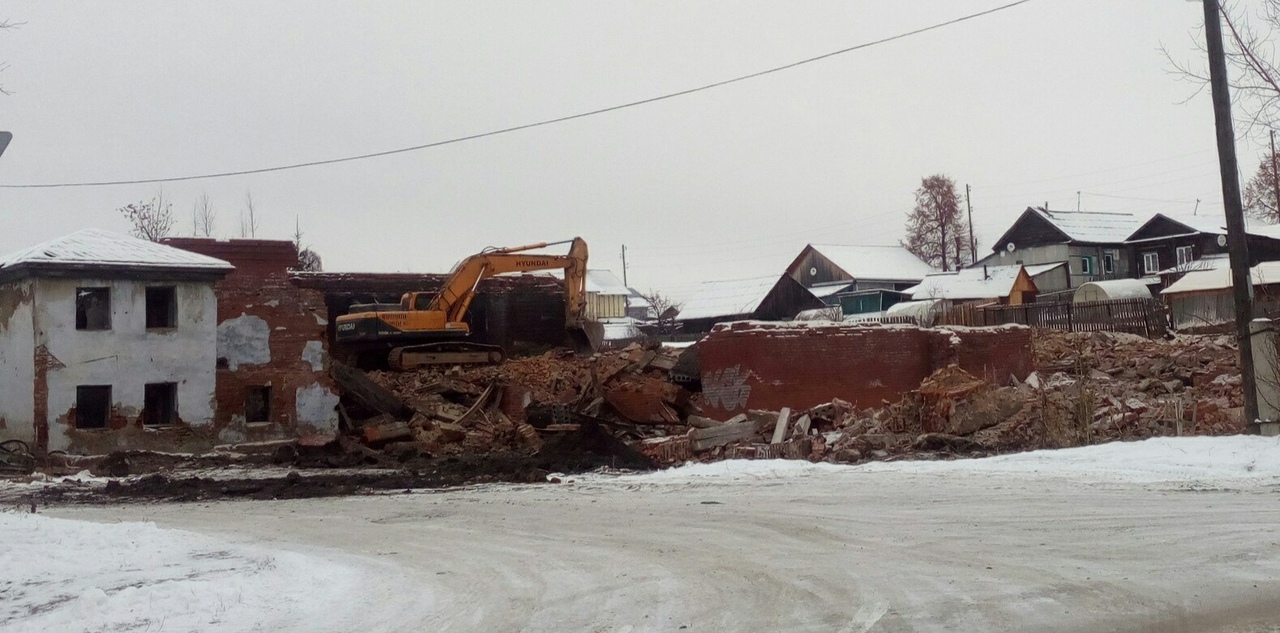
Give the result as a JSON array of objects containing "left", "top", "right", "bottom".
[{"left": 941, "top": 298, "right": 1168, "bottom": 337}]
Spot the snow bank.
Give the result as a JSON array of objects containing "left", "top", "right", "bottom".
[
  {"left": 858, "top": 435, "right": 1280, "bottom": 485},
  {"left": 0, "top": 512, "right": 414, "bottom": 633},
  {"left": 617, "top": 436, "right": 1280, "bottom": 488}
]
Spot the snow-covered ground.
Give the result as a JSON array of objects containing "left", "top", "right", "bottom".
[
  {"left": 584, "top": 436, "right": 1280, "bottom": 491},
  {"left": 12, "top": 436, "right": 1280, "bottom": 632},
  {"left": 0, "top": 512, "right": 431, "bottom": 633}
]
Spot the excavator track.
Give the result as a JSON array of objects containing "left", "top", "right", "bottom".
[{"left": 388, "top": 341, "right": 506, "bottom": 371}]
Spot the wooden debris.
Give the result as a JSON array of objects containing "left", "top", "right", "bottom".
[{"left": 689, "top": 419, "right": 762, "bottom": 452}]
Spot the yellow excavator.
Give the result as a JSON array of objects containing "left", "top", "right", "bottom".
[{"left": 335, "top": 237, "right": 596, "bottom": 370}]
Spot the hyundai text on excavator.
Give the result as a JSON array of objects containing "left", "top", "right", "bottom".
[{"left": 334, "top": 237, "right": 597, "bottom": 370}]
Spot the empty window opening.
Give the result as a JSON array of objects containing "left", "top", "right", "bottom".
[
  {"left": 245, "top": 386, "right": 271, "bottom": 423},
  {"left": 75, "top": 385, "right": 112, "bottom": 429},
  {"left": 75, "top": 288, "right": 111, "bottom": 331},
  {"left": 143, "top": 382, "right": 177, "bottom": 426},
  {"left": 146, "top": 286, "right": 177, "bottom": 329}
]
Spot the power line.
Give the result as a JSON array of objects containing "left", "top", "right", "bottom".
[{"left": 0, "top": 0, "right": 1037, "bottom": 189}]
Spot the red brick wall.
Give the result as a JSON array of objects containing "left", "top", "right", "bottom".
[
  {"left": 698, "top": 322, "right": 1032, "bottom": 418},
  {"left": 165, "top": 239, "right": 336, "bottom": 440}
]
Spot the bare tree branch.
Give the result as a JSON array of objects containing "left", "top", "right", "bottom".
[
  {"left": 192, "top": 192, "right": 216, "bottom": 237},
  {"left": 1164, "top": 1, "right": 1280, "bottom": 139},
  {"left": 117, "top": 189, "right": 174, "bottom": 242},
  {"left": 240, "top": 191, "right": 259, "bottom": 238}
]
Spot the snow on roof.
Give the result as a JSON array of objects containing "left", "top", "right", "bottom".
[
  {"left": 627, "top": 289, "right": 652, "bottom": 308},
  {"left": 1034, "top": 208, "right": 1153, "bottom": 244},
  {"left": 1024, "top": 262, "right": 1068, "bottom": 277},
  {"left": 677, "top": 275, "right": 782, "bottom": 321},
  {"left": 544, "top": 269, "right": 630, "bottom": 295},
  {"left": 584, "top": 269, "right": 630, "bottom": 295},
  {"left": 806, "top": 244, "right": 937, "bottom": 283},
  {"left": 0, "top": 229, "right": 233, "bottom": 277},
  {"left": 904, "top": 264, "right": 1028, "bottom": 301},
  {"left": 1156, "top": 253, "right": 1230, "bottom": 276},
  {"left": 1161, "top": 260, "right": 1280, "bottom": 295},
  {"left": 1140, "top": 213, "right": 1280, "bottom": 240},
  {"left": 808, "top": 281, "right": 855, "bottom": 298}
]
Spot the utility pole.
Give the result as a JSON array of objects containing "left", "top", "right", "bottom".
[
  {"left": 965, "top": 184, "right": 976, "bottom": 264},
  {"left": 620, "top": 244, "right": 628, "bottom": 287},
  {"left": 1203, "top": 0, "right": 1260, "bottom": 429}
]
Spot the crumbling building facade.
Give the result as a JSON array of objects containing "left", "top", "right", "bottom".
[
  {"left": 164, "top": 238, "right": 340, "bottom": 445},
  {"left": 0, "top": 229, "right": 233, "bottom": 454}
]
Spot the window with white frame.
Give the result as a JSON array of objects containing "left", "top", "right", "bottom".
[
  {"left": 1143, "top": 252, "right": 1159, "bottom": 274},
  {"left": 1079, "top": 256, "right": 1094, "bottom": 276},
  {"left": 1176, "top": 245, "right": 1194, "bottom": 268},
  {"left": 1103, "top": 250, "right": 1117, "bottom": 274}
]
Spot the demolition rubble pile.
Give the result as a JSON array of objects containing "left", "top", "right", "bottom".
[
  {"left": 332, "top": 343, "right": 689, "bottom": 470},
  {"left": 334, "top": 330, "right": 1247, "bottom": 471}
]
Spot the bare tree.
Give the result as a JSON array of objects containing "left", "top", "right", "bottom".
[
  {"left": 1244, "top": 149, "right": 1280, "bottom": 222},
  {"left": 117, "top": 189, "right": 173, "bottom": 242},
  {"left": 902, "top": 174, "right": 973, "bottom": 271},
  {"left": 239, "top": 191, "right": 259, "bottom": 238},
  {"left": 191, "top": 192, "right": 216, "bottom": 237},
  {"left": 1164, "top": 1, "right": 1280, "bottom": 135},
  {"left": 290, "top": 215, "right": 323, "bottom": 271},
  {"left": 0, "top": 19, "right": 24, "bottom": 96},
  {"left": 640, "top": 290, "right": 681, "bottom": 323}
]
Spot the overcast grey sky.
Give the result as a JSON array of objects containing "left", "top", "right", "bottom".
[{"left": 0, "top": 1, "right": 1265, "bottom": 301}]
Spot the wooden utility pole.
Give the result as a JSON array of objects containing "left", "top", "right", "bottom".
[
  {"left": 620, "top": 244, "right": 628, "bottom": 286},
  {"left": 1203, "top": 0, "right": 1260, "bottom": 428},
  {"left": 966, "top": 184, "right": 976, "bottom": 264}
]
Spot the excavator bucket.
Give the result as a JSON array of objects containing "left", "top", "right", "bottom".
[{"left": 568, "top": 321, "right": 603, "bottom": 357}]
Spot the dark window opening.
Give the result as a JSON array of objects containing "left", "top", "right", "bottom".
[
  {"left": 146, "top": 286, "right": 177, "bottom": 329},
  {"left": 75, "top": 288, "right": 111, "bottom": 331},
  {"left": 143, "top": 383, "right": 177, "bottom": 426},
  {"left": 75, "top": 385, "right": 112, "bottom": 429},
  {"left": 245, "top": 386, "right": 271, "bottom": 423}
]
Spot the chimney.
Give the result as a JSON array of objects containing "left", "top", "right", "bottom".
[{"left": 983, "top": 265, "right": 989, "bottom": 280}]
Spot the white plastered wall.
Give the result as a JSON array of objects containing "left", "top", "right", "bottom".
[
  {"left": 0, "top": 280, "right": 36, "bottom": 444},
  {"left": 34, "top": 277, "right": 218, "bottom": 452}
]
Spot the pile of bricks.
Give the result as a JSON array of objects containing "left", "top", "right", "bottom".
[{"left": 341, "top": 342, "right": 692, "bottom": 460}]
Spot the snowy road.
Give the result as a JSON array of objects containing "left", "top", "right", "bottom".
[{"left": 24, "top": 437, "right": 1280, "bottom": 632}]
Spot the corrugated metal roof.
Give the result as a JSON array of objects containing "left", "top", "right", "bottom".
[
  {"left": 1035, "top": 209, "right": 1153, "bottom": 244},
  {"left": 677, "top": 275, "right": 781, "bottom": 321},
  {"left": 807, "top": 244, "right": 937, "bottom": 282},
  {"left": 1161, "top": 260, "right": 1280, "bottom": 294},
  {"left": 0, "top": 228, "right": 233, "bottom": 274},
  {"left": 904, "top": 264, "right": 1026, "bottom": 300}
]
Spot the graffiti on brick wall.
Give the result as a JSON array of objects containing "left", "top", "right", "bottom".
[{"left": 704, "top": 364, "right": 752, "bottom": 412}]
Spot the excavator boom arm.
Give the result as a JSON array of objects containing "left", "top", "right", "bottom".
[{"left": 428, "top": 237, "right": 589, "bottom": 328}]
